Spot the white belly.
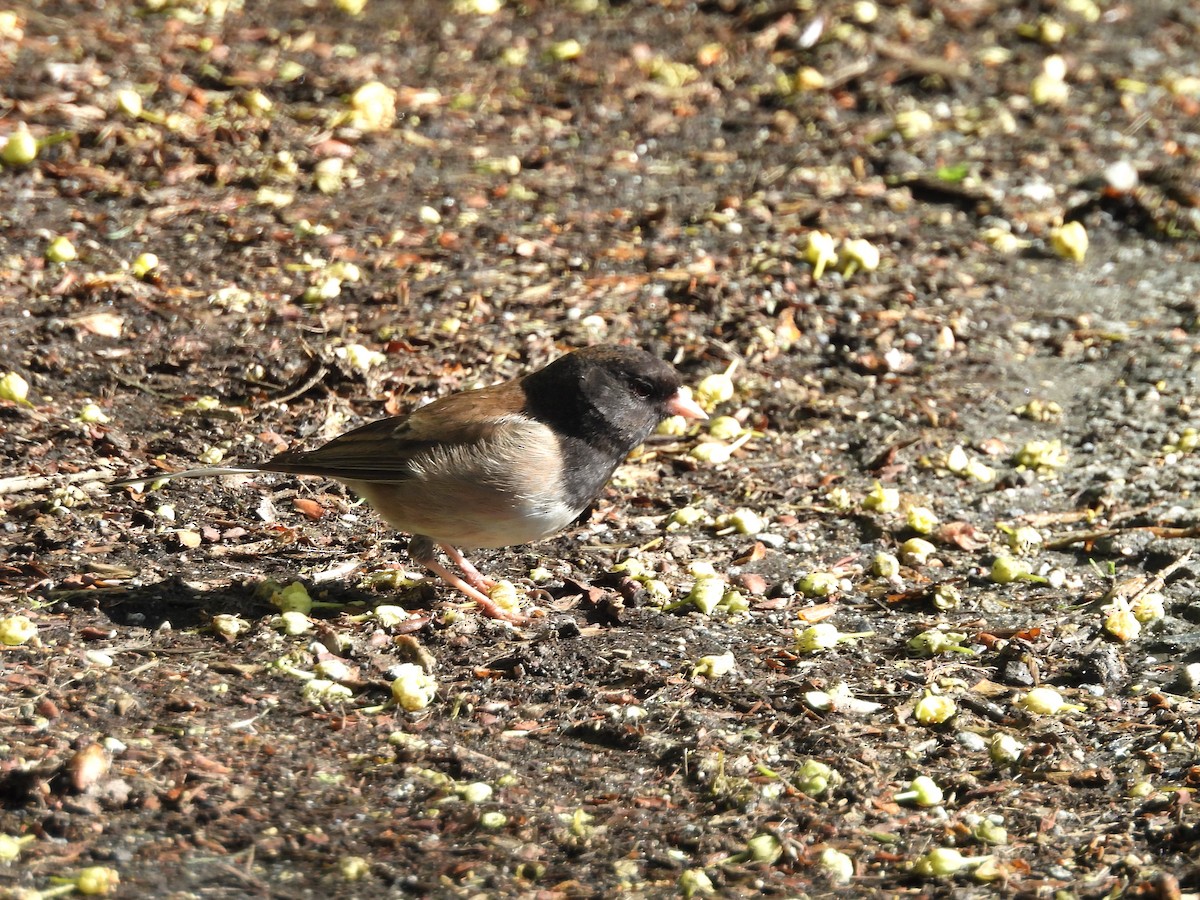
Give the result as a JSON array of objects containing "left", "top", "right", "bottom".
[
  {"left": 337, "top": 420, "right": 581, "bottom": 548},
  {"left": 347, "top": 478, "right": 580, "bottom": 548}
]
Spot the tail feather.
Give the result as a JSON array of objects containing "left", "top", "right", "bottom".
[{"left": 110, "top": 467, "right": 263, "bottom": 489}]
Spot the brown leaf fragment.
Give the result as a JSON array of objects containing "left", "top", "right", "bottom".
[
  {"left": 78, "top": 626, "right": 117, "bottom": 640},
  {"left": 732, "top": 542, "right": 767, "bottom": 565},
  {"left": 71, "top": 311, "right": 125, "bottom": 337},
  {"left": 293, "top": 497, "right": 326, "bottom": 520},
  {"left": 885, "top": 585, "right": 933, "bottom": 605},
  {"left": 968, "top": 678, "right": 1012, "bottom": 698},
  {"left": 1068, "top": 767, "right": 1115, "bottom": 787},
  {"left": 569, "top": 575, "right": 620, "bottom": 606},
  {"left": 181, "top": 753, "right": 234, "bottom": 776},
  {"left": 175, "top": 529, "right": 202, "bottom": 549},
  {"left": 866, "top": 438, "right": 915, "bottom": 472},
  {"left": 936, "top": 521, "right": 990, "bottom": 550},
  {"left": 735, "top": 572, "right": 768, "bottom": 595},
  {"left": 794, "top": 602, "right": 837, "bottom": 624}
]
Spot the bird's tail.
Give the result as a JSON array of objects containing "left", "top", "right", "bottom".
[{"left": 110, "top": 467, "right": 263, "bottom": 489}]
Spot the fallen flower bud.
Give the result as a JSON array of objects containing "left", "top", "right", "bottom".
[
  {"left": 990, "top": 556, "right": 1047, "bottom": 584},
  {"left": 1103, "top": 598, "right": 1142, "bottom": 642},
  {"left": 707, "top": 415, "right": 745, "bottom": 441},
  {"left": 1016, "top": 686, "right": 1083, "bottom": 715},
  {"left": 796, "top": 572, "right": 840, "bottom": 598},
  {"left": 908, "top": 629, "right": 974, "bottom": 656},
  {"left": 906, "top": 505, "right": 938, "bottom": 534},
  {"left": 988, "top": 732, "right": 1025, "bottom": 766},
  {"left": 895, "top": 774, "right": 944, "bottom": 807},
  {"left": 0, "top": 371, "right": 31, "bottom": 405},
  {"left": 894, "top": 108, "right": 934, "bottom": 140},
  {"left": 899, "top": 537, "right": 936, "bottom": 566},
  {"left": 873, "top": 551, "right": 901, "bottom": 578},
  {"left": 271, "top": 582, "right": 315, "bottom": 614},
  {"left": 804, "top": 230, "right": 838, "bottom": 279},
  {"left": 863, "top": 481, "right": 900, "bottom": 513},
  {"left": 210, "top": 614, "right": 250, "bottom": 639},
  {"left": 1049, "top": 220, "right": 1087, "bottom": 262},
  {"left": 914, "top": 693, "right": 957, "bottom": 725},
  {"left": 932, "top": 583, "right": 962, "bottom": 610},
  {"left": 691, "top": 651, "right": 736, "bottom": 679},
  {"left": 1014, "top": 438, "right": 1069, "bottom": 471},
  {"left": 302, "top": 678, "right": 354, "bottom": 704},
  {"left": 348, "top": 80, "right": 397, "bottom": 131},
  {"left": 913, "top": 847, "right": 983, "bottom": 878},
  {"left": 1, "top": 123, "right": 37, "bottom": 166},
  {"left": 689, "top": 430, "right": 752, "bottom": 464},
  {"left": 76, "top": 402, "right": 110, "bottom": 424},
  {"left": 840, "top": 238, "right": 880, "bottom": 277},
  {"left": 0, "top": 833, "right": 35, "bottom": 863},
  {"left": 372, "top": 605, "right": 411, "bottom": 627},
  {"left": 75, "top": 866, "right": 121, "bottom": 895},
  {"left": 0, "top": 614, "right": 37, "bottom": 646},
  {"left": 1130, "top": 591, "right": 1165, "bottom": 623},
  {"left": 277, "top": 610, "right": 313, "bottom": 635},
  {"left": 131, "top": 252, "right": 159, "bottom": 279},
  {"left": 46, "top": 235, "right": 77, "bottom": 263},
  {"left": 486, "top": 580, "right": 524, "bottom": 617},
  {"left": 695, "top": 362, "right": 737, "bottom": 411},
  {"left": 391, "top": 663, "right": 437, "bottom": 711},
  {"left": 999, "top": 523, "right": 1043, "bottom": 554},
  {"left": 115, "top": 88, "right": 144, "bottom": 118},
  {"left": 715, "top": 508, "right": 764, "bottom": 535},
  {"left": 679, "top": 869, "right": 715, "bottom": 898},
  {"left": 818, "top": 847, "right": 854, "bottom": 883},
  {"left": 746, "top": 832, "right": 782, "bottom": 864},
  {"left": 794, "top": 758, "right": 839, "bottom": 795},
  {"left": 794, "top": 623, "right": 873, "bottom": 654}
]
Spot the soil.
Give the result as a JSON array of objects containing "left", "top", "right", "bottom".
[{"left": 3, "top": 1, "right": 1200, "bottom": 897}]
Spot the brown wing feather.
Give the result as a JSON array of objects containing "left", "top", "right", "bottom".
[{"left": 258, "top": 380, "right": 525, "bottom": 482}]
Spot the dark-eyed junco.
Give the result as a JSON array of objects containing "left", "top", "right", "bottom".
[{"left": 115, "top": 345, "right": 707, "bottom": 621}]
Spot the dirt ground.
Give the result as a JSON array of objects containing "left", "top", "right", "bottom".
[{"left": 3, "top": 0, "right": 1200, "bottom": 897}]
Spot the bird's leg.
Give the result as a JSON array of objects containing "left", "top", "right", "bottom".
[
  {"left": 421, "top": 556, "right": 526, "bottom": 623},
  {"left": 407, "top": 536, "right": 523, "bottom": 623},
  {"left": 437, "top": 542, "right": 496, "bottom": 592}
]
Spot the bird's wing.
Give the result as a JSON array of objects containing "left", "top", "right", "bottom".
[{"left": 257, "top": 382, "right": 521, "bottom": 482}]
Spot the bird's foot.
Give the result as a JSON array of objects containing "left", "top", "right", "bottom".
[
  {"left": 406, "top": 537, "right": 524, "bottom": 622},
  {"left": 420, "top": 556, "right": 527, "bottom": 623},
  {"left": 438, "top": 542, "right": 497, "bottom": 592}
]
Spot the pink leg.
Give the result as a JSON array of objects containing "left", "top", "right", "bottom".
[
  {"left": 406, "top": 536, "right": 523, "bottom": 622},
  {"left": 419, "top": 557, "right": 526, "bottom": 623},
  {"left": 438, "top": 543, "right": 496, "bottom": 592}
]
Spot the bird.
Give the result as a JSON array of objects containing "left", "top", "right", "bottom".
[{"left": 113, "top": 344, "right": 708, "bottom": 622}]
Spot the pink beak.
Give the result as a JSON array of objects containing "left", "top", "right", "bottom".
[{"left": 667, "top": 390, "right": 708, "bottom": 421}]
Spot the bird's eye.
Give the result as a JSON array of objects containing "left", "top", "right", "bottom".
[{"left": 629, "top": 377, "right": 655, "bottom": 398}]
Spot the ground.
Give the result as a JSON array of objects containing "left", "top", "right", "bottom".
[{"left": 2, "top": 0, "right": 1200, "bottom": 897}]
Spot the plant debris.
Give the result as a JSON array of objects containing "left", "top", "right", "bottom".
[{"left": 2, "top": 1, "right": 1199, "bottom": 897}]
